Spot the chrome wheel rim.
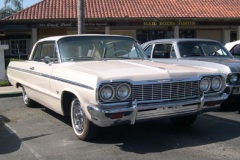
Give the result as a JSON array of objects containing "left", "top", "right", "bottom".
[
  {"left": 22, "top": 88, "right": 28, "bottom": 104},
  {"left": 72, "top": 99, "right": 84, "bottom": 134}
]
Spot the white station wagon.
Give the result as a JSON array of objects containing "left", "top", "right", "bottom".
[{"left": 7, "top": 35, "right": 229, "bottom": 141}]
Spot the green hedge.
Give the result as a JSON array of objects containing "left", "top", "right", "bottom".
[
  {"left": 0, "top": 79, "right": 10, "bottom": 86},
  {"left": 5, "top": 58, "right": 22, "bottom": 68}
]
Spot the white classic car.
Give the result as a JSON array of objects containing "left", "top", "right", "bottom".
[
  {"left": 225, "top": 40, "right": 240, "bottom": 59},
  {"left": 141, "top": 38, "right": 240, "bottom": 96},
  {"left": 7, "top": 35, "right": 229, "bottom": 141}
]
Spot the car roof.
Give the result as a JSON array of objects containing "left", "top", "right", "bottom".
[
  {"left": 141, "top": 38, "right": 220, "bottom": 48},
  {"left": 225, "top": 40, "right": 240, "bottom": 51},
  {"left": 37, "top": 34, "right": 134, "bottom": 42},
  {"left": 145, "top": 38, "right": 220, "bottom": 43}
]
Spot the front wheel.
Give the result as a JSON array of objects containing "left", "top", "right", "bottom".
[
  {"left": 170, "top": 115, "right": 197, "bottom": 127},
  {"left": 70, "top": 97, "right": 99, "bottom": 141},
  {"left": 22, "top": 86, "right": 35, "bottom": 107}
]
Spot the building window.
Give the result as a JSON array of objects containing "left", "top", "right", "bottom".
[
  {"left": 136, "top": 30, "right": 195, "bottom": 43},
  {"left": 230, "top": 31, "right": 237, "bottom": 42},
  {"left": 5, "top": 39, "right": 31, "bottom": 56},
  {"left": 137, "top": 30, "right": 167, "bottom": 43},
  {"left": 179, "top": 30, "right": 195, "bottom": 38}
]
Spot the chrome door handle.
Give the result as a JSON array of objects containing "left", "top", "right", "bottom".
[{"left": 30, "top": 67, "right": 34, "bottom": 70}]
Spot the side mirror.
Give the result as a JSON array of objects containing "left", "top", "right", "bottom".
[{"left": 43, "top": 56, "right": 51, "bottom": 64}]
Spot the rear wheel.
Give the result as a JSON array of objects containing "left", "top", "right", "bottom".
[
  {"left": 70, "top": 97, "right": 99, "bottom": 141},
  {"left": 170, "top": 115, "right": 197, "bottom": 127},
  {"left": 22, "top": 86, "right": 35, "bottom": 107}
]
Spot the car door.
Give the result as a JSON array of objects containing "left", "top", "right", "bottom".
[{"left": 26, "top": 41, "right": 57, "bottom": 107}]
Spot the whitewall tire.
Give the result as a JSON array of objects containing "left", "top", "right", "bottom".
[{"left": 70, "top": 97, "right": 99, "bottom": 141}]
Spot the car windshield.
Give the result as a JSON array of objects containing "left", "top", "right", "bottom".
[
  {"left": 177, "top": 41, "right": 232, "bottom": 58},
  {"left": 58, "top": 36, "right": 147, "bottom": 62}
]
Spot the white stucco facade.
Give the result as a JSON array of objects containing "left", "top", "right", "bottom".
[{"left": 0, "top": 45, "right": 9, "bottom": 80}]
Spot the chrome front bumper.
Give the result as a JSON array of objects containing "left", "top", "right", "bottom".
[
  {"left": 231, "top": 87, "right": 240, "bottom": 95},
  {"left": 87, "top": 93, "right": 229, "bottom": 127},
  {"left": 226, "top": 84, "right": 239, "bottom": 95}
]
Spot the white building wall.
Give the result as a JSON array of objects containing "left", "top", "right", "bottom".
[
  {"left": 237, "top": 26, "right": 240, "bottom": 41},
  {"left": 31, "top": 28, "right": 38, "bottom": 48},
  {"left": 223, "top": 30, "right": 231, "bottom": 44},
  {"left": 174, "top": 26, "right": 179, "bottom": 38},
  {"left": 0, "top": 45, "right": 9, "bottom": 80}
]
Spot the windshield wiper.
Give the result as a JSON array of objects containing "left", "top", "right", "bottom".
[
  {"left": 63, "top": 56, "right": 94, "bottom": 62},
  {"left": 183, "top": 54, "right": 205, "bottom": 57}
]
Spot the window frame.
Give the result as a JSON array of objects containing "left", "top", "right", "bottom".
[{"left": 31, "top": 41, "right": 59, "bottom": 63}]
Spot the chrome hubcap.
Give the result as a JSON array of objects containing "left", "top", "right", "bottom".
[
  {"left": 72, "top": 100, "right": 84, "bottom": 133},
  {"left": 22, "top": 89, "right": 28, "bottom": 104}
]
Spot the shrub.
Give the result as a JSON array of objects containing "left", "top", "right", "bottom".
[
  {"left": 5, "top": 57, "right": 22, "bottom": 68},
  {"left": 0, "top": 79, "right": 10, "bottom": 86}
]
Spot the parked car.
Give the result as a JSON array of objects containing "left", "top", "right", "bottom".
[
  {"left": 7, "top": 35, "right": 228, "bottom": 141},
  {"left": 225, "top": 40, "right": 240, "bottom": 59},
  {"left": 141, "top": 38, "right": 240, "bottom": 96}
]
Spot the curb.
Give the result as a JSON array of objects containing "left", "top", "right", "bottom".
[{"left": 0, "top": 92, "right": 22, "bottom": 98}]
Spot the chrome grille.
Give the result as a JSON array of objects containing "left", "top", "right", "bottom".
[
  {"left": 132, "top": 81, "right": 201, "bottom": 102},
  {"left": 98, "top": 81, "right": 202, "bottom": 104}
]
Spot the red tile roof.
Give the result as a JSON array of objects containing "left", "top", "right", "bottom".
[{"left": 3, "top": 0, "right": 240, "bottom": 21}]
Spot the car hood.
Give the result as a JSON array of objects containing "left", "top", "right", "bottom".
[
  {"left": 60, "top": 60, "right": 220, "bottom": 82},
  {"left": 152, "top": 58, "right": 231, "bottom": 75},
  {"left": 182, "top": 57, "right": 240, "bottom": 73}
]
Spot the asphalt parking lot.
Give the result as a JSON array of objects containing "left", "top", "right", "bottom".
[{"left": 1, "top": 96, "right": 240, "bottom": 160}]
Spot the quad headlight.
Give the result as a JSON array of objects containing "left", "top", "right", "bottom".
[
  {"left": 99, "top": 85, "right": 115, "bottom": 102},
  {"left": 116, "top": 83, "right": 131, "bottom": 100},
  {"left": 200, "top": 77, "right": 211, "bottom": 92},
  {"left": 200, "top": 76, "right": 223, "bottom": 93},
  {"left": 211, "top": 76, "right": 222, "bottom": 91},
  {"left": 229, "top": 74, "right": 238, "bottom": 84},
  {"left": 99, "top": 83, "right": 131, "bottom": 102}
]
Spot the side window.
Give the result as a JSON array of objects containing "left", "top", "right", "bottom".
[
  {"left": 32, "top": 45, "right": 42, "bottom": 61},
  {"left": 41, "top": 43, "right": 55, "bottom": 59},
  {"left": 143, "top": 45, "right": 153, "bottom": 58},
  {"left": 231, "top": 44, "right": 240, "bottom": 55},
  {"left": 32, "top": 42, "right": 58, "bottom": 62},
  {"left": 153, "top": 44, "right": 172, "bottom": 58},
  {"left": 201, "top": 44, "right": 227, "bottom": 56}
]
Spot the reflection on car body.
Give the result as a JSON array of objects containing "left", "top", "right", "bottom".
[
  {"left": 7, "top": 35, "right": 229, "bottom": 141},
  {"left": 141, "top": 38, "right": 240, "bottom": 96}
]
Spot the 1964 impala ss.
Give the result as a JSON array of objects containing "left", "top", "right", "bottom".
[
  {"left": 7, "top": 35, "right": 229, "bottom": 141},
  {"left": 141, "top": 39, "right": 240, "bottom": 96}
]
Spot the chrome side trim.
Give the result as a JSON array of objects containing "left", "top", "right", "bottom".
[{"left": 8, "top": 66, "right": 94, "bottom": 90}]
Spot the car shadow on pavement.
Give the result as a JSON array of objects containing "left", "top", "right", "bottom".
[
  {"left": 40, "top": 106, "right": 72, "bottom": 126},
  {"left": 92, "top": 113, "right": 240, "bottom": 154},
  {"left": 0, "top": 115, "right": 50, "bottom": 155},
  {"left": 0, "top": 123, "right": 21, "bottom": 154},
  {"left": 219, "top": 97, "right": 240, "bottom": 112},
  {"left": 27, "top": 101, "right": 240, "bottom": 154}
]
